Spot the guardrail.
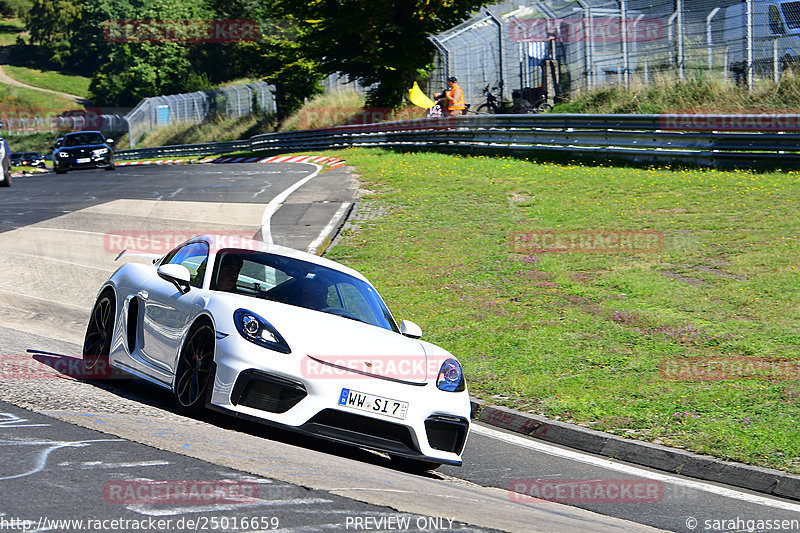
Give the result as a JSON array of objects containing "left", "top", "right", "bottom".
[{"left": 116, "top": 114, "right": 800, "bottom": 168}]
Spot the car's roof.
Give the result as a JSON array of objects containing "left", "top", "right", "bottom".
[
  {"left": 197, "top": 234, "right": 368, "bottom": 282},
  {"left": 65, "top": 130, "right": 103, "bottom": 136}
]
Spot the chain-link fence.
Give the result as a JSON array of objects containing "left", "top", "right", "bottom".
[
  {"left": 429, "top": 0, "right": 797, "bottom": 111},
  {"left": 124, "top": 82, "right": 276, "bottom": 147},
  {"left": 1, "top": 113, "right": 128, "bottom": 135}
]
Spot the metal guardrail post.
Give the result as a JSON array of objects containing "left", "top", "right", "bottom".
[
  {"left": 747, "top": 0, "right": 754, "bottom": 93},
  {"left": 485, "top": 9, "right": 505, "bottom": 105},
  {"left": 707, "top": 8, "right": 720, "bottom": 73}
]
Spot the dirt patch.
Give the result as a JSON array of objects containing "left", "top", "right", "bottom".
[
  {"left": 661, "top": 270, "right": 706, "bottom": 285},
  {"left": 508, "top": 192, "right": 534, "bottom": 205}
]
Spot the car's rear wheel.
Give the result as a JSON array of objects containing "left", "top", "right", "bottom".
[
  {"left": 174, "top": 321, "right": 215, "bottom": 416},
  {"left": 55, "top": 169, "right": 67, "bottom": 174},
  {"left": 105, "top": 164, "right": 115, "bottom": 171},
  {"left": 83, "top": 290, "right": 115, "bottom": 376},
  {"left": 0, "top": 167, "right": 10, "bottom": 187}
]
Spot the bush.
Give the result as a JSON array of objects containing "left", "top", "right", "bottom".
[{"left": 0, "top": 0, "right": 32, "bottom": 18}]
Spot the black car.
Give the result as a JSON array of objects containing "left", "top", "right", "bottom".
[
  {"left": 53, "top": 131, "right": 115, "bottom": 174},
  {"left": 10, "top": 152, "right": 22, "bottom": 166},
  {"left": 1, "top": 139, "right": 10, "bottom": 187},
  {"left": 20, "top": 152, "right": 46, "bottom": 168}
]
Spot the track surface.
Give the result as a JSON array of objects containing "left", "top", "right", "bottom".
[{"left": 1, "top": 165, "right": 797, "bottom": 533}]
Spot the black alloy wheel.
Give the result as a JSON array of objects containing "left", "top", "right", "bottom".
[
  {"left": 174, "top": 321, "right": 215, "bottom": 415},
  {"left": 82, "top": 291, "right": 115, "bottom": 375}
]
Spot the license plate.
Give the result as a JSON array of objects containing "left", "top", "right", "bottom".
[
  {"left": 338, "top": 388, "right": 408, "bottom": 420},
  {"left": 76, "top": 158, "right": 91, "bottom": 163}
]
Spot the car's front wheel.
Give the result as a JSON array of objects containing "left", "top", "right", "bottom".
[
  {"left": 55, "top": 168, "right": 67, "bottom": 174},
  {"left": 0, "top": 167, "right": 10, "bottom": 187},
  {"left": 83, "top": 290, "right": 115, "bottom": 376},
  {"left": 174, "top": 320, "right": 215, "bottom": 416}
]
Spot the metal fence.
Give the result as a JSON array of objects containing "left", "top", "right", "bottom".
[
  {"left": 125, "top": 81, "right": 277, "bottom": 147},
  {"left": 429, "top": 0, "right": 799, "bottom": 109}
]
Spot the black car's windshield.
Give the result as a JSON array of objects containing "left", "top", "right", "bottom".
[
  {"left": 64, "top": 133, "right": 105, "bottom": 147},
  {"left": 211, "top": 250, "right": 399, "bottom": 332},
  {"left": 23, "top": 153, "right": 40, "bottom": 158}
]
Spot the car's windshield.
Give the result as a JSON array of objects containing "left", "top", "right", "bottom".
[
  {"left": 64, "top": 133, "right": 105, "bottom": 147},
  {"left": 23, "top": 153, "right": 39, "bottom": 158},
  {"left": 211, "top": 250, "right": 399, "bottom": 332}
]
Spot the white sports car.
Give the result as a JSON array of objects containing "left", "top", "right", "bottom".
[{"left": 83, "top": 235, "right": 470, "bottom": 469}]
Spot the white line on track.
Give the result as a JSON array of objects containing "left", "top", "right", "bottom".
[
  {"left": 260, "top": 163, "right": 323, "bottom": 245},
  {"left": 471, "top": 424, "right": 800, "bottom": 512},
  {"left": 306, "top": 202, "right": 351, "bottom": 254},
  {"left": 125, "top": 498, "right": 333, "bottom": 517}
]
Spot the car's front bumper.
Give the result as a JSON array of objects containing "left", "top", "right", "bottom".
[
  {"left": 56, "top": 155, "right": 113, "bottom": 170},
  {"left": 208, "top": 334, "right": 471, "bottom": 465}
]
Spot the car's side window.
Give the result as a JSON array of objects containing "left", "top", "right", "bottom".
[{"left": 165, "top": 242, "right": 209, "bottom": 288}]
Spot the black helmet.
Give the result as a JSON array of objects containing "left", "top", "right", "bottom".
[{"left": 448, "top": 76, "right": 457, "bottom": 83}]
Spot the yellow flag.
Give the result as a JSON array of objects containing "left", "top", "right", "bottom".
[{"left": 409, "top": 81, "right": 436, "bottom": 109}]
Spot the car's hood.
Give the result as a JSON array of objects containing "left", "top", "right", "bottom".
[
  {"left": 231, "top": 298, "right": 432, "bottom": 384},
  {"left": 61, "top": 144, "right": 109, "bottom": 151}
]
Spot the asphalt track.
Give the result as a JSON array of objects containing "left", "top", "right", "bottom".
[{"left": 0, "top": 163, "right": 798, "bottom": 533}]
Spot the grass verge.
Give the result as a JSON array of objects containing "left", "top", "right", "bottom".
[
  {"left": 314, "top": 148, "right": 800, "bottom": 473},
  {"left": 134, "top": 114, "right": 276, "bottom": 148},
  {"left": 0, "top": 82, "right": 80, "bottom": 115},
  {"left": 4, "top": 131, "right": 59, "bottom": 153},
  {"left": 2, "top": 64, "right": 90, "bottom": 98}
]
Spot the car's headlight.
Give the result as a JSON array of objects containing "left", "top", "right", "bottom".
[
  {"left": 233, "top": 309, "right": 291, "bottom": 354},
  {"left": 58, "top": 152, "right": 70, "bottom": 158},
  {"left": 436, "top": 358, "right": 465, "bottom": 392},
  {"left": 93, "top": 148, "right": 109, "bottom": 156}
]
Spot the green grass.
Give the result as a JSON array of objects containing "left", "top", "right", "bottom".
[
  {"left": 279, "top": 91, "right": 425, "bottom": 131},
  {"left": 134, "top": 114, "right": 276, "bottom": 148},
  {"left": 0, "top": 18, "right": 25, "bottom": 46},
  {"left": 313, "top": 148, "right": 800, "bottom": 473},
  {"left": 2, "top": 64, "right": 90, "bottom": 98},
  {"left": 4, "top": 132, "right": 58, "bottom": 153},
  {"left": 0, "top": 83, "right": 81, "bottom": 115}
]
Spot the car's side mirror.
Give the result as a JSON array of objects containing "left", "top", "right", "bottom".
[
  {"left": 400, "top": 320, "right": 422, "bottom": 339},
  {"left": 157, "top": 264, "right": 192, "bottom": 294}
]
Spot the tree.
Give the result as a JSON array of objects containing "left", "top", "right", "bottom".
[
  {"left": 272, "top": 0, "right": 488, "bottom": 107},
  {"left": 201, "top": 0, "right": 324, "bottom": 119},
  {"left": 88, "top": 0, "right": 213, "bottom": 106},
  {"left": 25, "top": 0, "right": 83, "bottom": 67}
]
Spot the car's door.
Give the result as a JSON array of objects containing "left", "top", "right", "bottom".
[{"left": 140, "top": 240, "right": 209, "bottom": 374}]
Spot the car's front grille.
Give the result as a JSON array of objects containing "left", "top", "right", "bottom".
[
  {"left": 425, "top": 415, "right": 469, "bottom": 454},
  {"left": 302, "top": 409, "right": 418, "bottom": 455},
  {"left": 231, "top": 371, "right": 307, "bottom": 413}
]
